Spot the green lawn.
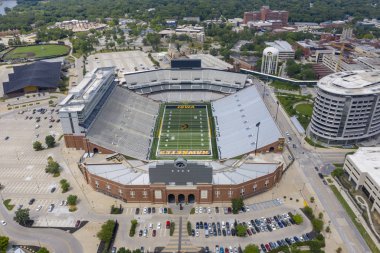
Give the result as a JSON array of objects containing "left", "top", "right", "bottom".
[
  {"left": 270, "top": 80, "right": 300, "bottom": 92},
  {"left": 276, "top": 93, "right": 313, "bottom": 130},
  {"left": 4, "top": 44, "right": 70, "bottom": 60},
  {"left": 295, "top": 103, "right": 313, "bottom": 117},
  {"left": 155, "top": 104, "right": 212, "bottom": 158},
  {"left": 330, "top": 185, "right": 380, "bottom": 253}
]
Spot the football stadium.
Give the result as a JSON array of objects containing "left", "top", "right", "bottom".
[{"left": 59, "top": 59, "right": 286, "bottom": 204}]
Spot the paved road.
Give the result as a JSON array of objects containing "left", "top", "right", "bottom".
[
  {"left": 257, "top": 82, "right": 371, "bottom": 253},
  {"left": 0, "top": 205, "right": 83, "bottom": 253}
]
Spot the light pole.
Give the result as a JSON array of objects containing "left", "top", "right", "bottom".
[
  {"left": 275, "top": 101, "right": 280, "bottom": 122},
  {"left": 254, "top": 122, "right": 261, "bottom": 156}
]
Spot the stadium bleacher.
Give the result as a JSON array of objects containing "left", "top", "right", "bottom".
[
  {"left": 148, "top": 91, "right": 225, "bottom": 102},
  {"left": 124, "top": 69, "right": 248, "bottom": 94},
  {"left": 212, "top": 85, "right": 282, "bottom": 159},
  {"left": 86, "top": 86, "right": 159, "bottom": 160}
]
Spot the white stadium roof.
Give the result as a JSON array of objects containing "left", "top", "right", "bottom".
[{"left": 212, "top": 85, "right": 282, "bottom": 159}]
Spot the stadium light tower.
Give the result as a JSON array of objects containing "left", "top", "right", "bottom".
[{"left": 254, "top": 122, "right": 261, "bottom": 156}]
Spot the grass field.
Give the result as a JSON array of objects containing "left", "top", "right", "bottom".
[
  {"left": 4, "top": 44, "right": 70, "bottom": 60},
  {"left": 155, "top": 104, "right": 213, "bottom": 158},
  {"left": 295, "top": 103, "right": 313, "bottom": 117}
]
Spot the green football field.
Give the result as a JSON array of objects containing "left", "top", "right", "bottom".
[{"left": 156, "top": 104, "right": 212, "bottom": 157}]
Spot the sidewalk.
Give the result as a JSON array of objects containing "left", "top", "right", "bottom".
[{"left": 331, "top": 176, "right": 380, "bottom": 248}]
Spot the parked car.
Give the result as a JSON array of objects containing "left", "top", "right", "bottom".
[
  {"left": 75, "top": 220, "right": 81, "bottom": 228},
  {"left": 48, "top": 204, "right": 54, "bottom": 212},
  {"left": 28, "top": 198, "right": 35, "bottom": 205},
  {"left": 166, "top": 220, "right": 170, "bottom": 229},
  {"left": 50, "top": 187, "right": 56, "bottom": 193},
  {"left": 135, "top": 208, "right": 140, "bottom": 215},
  {"left": 1, "top": 220, "right": 6, "bottom": 226}
]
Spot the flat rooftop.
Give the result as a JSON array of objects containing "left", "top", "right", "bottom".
[
  {"left": 265, "top": 40, "right": 294, "bottom": 52},
  {"left": 318, "top": 69, "right": 380, "bottom": 95},
  {"left": 59, "top": 67, "right": 115, "bottom": 112},
  {"left": 347, "top": 147, "right": 380, "bottom": 185}
]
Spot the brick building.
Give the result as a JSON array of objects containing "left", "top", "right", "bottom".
[
  {"left": 243, "top": 6, "right": 288, "bottom": 26},
  {"left": 80, "top": 158, "right": 284, "bottom": 204}
]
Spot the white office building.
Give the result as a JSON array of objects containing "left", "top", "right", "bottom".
[
  {"left": 309, "top": 69, "right": 380, "bottom": 145},
  {"left": 344, "top": 147, "right": 380, "bottom": 212},
  {"left": 261, "top": 47, "right": 279, "bottom": 75},
  {"left": 265, "top": 40, "right": 295, "bottom": 60}
]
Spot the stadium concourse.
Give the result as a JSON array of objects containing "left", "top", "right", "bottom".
[{"left": 60, "top": 60, "right": 285, "bottom": 204}]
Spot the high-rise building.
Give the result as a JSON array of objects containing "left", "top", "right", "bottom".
[
  {"left": 243, "top": 6, "right": 289, "bottom": 25},
  {"left": 308, "top": 70, "right": 380, "bottom": 145},
  {"left": 261, "top": 47, "right": 279, "bottom": 75}
]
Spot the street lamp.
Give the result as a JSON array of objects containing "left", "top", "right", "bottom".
[
  {"left": 275, "top": 101, "right": 280, "bottom": 122},
  {"left": 254, "top": 122, "right": 261, "bottom": 156}
]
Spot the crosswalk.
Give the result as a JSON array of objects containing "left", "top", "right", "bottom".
[
  {"left": 162, "top": 216, "right": 200, "bottom": 253},
  {"left": 33, "top": 215, "right": 76, "bottom": 227}
]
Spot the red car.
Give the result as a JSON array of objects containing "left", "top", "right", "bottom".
[
  {"left": 265, "top": 244, "right": 271, "bottom": 252},
  {"left": 246, "top": 229, "right": 252, "bottom": 236},
  {"left": 225, "top": 248, "right": 229, "bottom": 253},
  {"left": 152, "top": 229, "right": 156, "bottom": 237},
  {"left": 166, "top": 220, "right": 170, "bottom": 229}
]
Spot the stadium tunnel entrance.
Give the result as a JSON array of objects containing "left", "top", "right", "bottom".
[
  {"left": 168, "top": 194, "right": 175, "bottom": 203},
  {"left": 178, "top": 194, "right": 185, "bottom": 203},
  {"left": 188, "top": 194, "right": 195, "bottom": 203}
]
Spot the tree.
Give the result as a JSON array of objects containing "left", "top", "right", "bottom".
[
  {"left": 45, "top": 135, "right": 56, "bottom": 148},
  {"left": 60, "top": 179, "right": 70, "bottom": 193},
  {"left": 231, "top": 198, "right": 244, "bottom": 214},
  {"left": 293, "top": 214, "right": 304, "bottom": 224},
  {"left": 336, "top": 247, "right": 342, "bottom": 253},
  {"left": 331, "top": 168, "right": 344, "bottom": 178},
  {"left": 117, "top": 248, "right": 131, "bottom": 253},
  {"left": 33, "top": 141, "right": 43, "bottom": 151},
  {"left": 236, "top": 224, "right": 247, "bottom": 237},
  {"left": 97, "top": 220, "right": 115, "bottom": 243},
  {"left": 14, "top": 208, "right": 30, "bottom": 226},
  {"left": 243, "top": 244, "right": 259, "bottom": 253},
  {"left": 37, "top": 247, "right": 50, "bottom": 253},
  {"left": 303, "top": 206, "right": 314, "bottom": 219},
  {"left": 325, "top": 226, "right": 331, "bottom": 233},
  {"left": 0, "top": 236, "right": 9, "bottom": 253},
  {"left": 310, "top": 196, "right": 315, "bottom": 203},
  {"left": 295, "top": 48, "right": 303, "bottom": 60},
  {"left": 67, "top": 195, "right": 78, "bottom": 206},
  {"left": 144, "top": 33, "right": 161, "bottom": 51},
  {"left": 318, "top": 212, "right": 324, "bottom": 219},
  {"left": 312, "top": 218, "right": 324, "bottom": 233},
  {"left": 45, "top": 157, "right": 60, "bottom": 175}
]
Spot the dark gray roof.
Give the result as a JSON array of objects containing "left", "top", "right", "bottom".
[
  {"left": 149, "top": 160, "right": 212, "bottom": 185},
  {"left": 3, "top": 61, "right": 61, "bottom": 94}
]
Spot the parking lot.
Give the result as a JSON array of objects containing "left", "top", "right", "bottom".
[
  {"left": 187, "top": 204, "right": 312, "bottom": 250},
  {"left": 113, "top": 206, "right": 173, "bottom": 252},
  {"left": 86, "top": 51, "right": 155, "bottom": 78},
  {"left": 0, "top": 105, "right": 76, "bottom": 228}
]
